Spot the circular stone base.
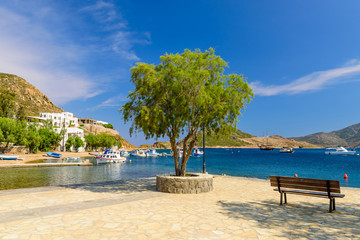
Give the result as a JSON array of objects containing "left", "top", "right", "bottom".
[{"left": 156, "top": 173, "right": 213, "bottom": 194}]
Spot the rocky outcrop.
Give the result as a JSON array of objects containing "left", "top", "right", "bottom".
[
  {"left": 0, "top": 73, "right": 62, "bottom": 116},
  {"left": 152, "top": 141, "right": 172, "bottom": 149}
]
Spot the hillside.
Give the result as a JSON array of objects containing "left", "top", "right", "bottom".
[
  {"left": 172, "top": 129, "right": 317, "bottom": 148},
  {"left": 293, "top": 123, "right": 360, "bottom": 147},
  {"left": 0, "top": 73, "right": 62, "bottom": 116}
]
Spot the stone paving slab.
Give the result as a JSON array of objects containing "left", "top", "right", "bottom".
[{"left": 0, "top": 176, "right": 360, "bottom": 239}]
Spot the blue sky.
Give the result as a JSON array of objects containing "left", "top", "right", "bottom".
[{"left": 1, "top": 0, "right": 360, "bottom": 146}]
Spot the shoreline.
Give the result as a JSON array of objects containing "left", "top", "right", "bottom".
[{"left": 0, "top": 151, "right": 94, "bottom": 165}]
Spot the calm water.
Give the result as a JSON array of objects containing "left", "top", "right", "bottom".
[{"left": 0, "top": 148, "right": 359, "bottom": 190}]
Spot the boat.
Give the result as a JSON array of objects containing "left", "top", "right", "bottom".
[
  {"left": 120, "top": 150, "right": 130, "bottom": 157},
  {"left": 193, "top": 148, "right": 204, "bottom": 156},
  {"left": 0, "top": 154, "right": 19, "bottom": 160},
  {"left": 131, "top": 149, "right": 146, "bottom": 157},
  {"left": 146, "top": 149, "right": 159, "bottom": 157},
  {"left": 95, "top": 150, "right": 126, "bottom": 164},
  {"left": 259, "top": 130, "right": 274, "bottom": 150},
  {"left": 178, "top": 149, "right": 183, "bottom": 158},
  {"left": 324, "top": 147, "right": 356, "bottom": 155},
  {"left": 259, "top": 145, "right": 275, "bottom": 151},
  {"left": 46, "top": 152, "right": 62, "bottom": 158},
  {"left": 279, "top": 147, "right": 294, "bottom": 153}
]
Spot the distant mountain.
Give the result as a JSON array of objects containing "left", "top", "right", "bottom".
[
  {"left": 293, "top": 123, "right": 360, "bottom": 147},
  {"left": 0, "top": 73, "right": 62, "bottom": 116},
  {"left": 160, "top": 129, "right": 318, "bottom": 149}
]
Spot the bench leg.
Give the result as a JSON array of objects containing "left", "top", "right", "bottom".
[
  {"left": 284, "top": 193, "right": 287, "bottom": 204},
  {"left": 280, "top": 192, "right": 283, "bottom": 205},
  {"left": 333, "top": 198, "right": 336, "bottom": 211},
  {"left": 329, "top": 198, "right": 333, "bottom": 213}
]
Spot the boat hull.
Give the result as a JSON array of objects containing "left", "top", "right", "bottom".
[
  {"left": 0, "top": 155, "right": 19, "bottom": 160},
  {"left": 95, "top": 157, "right": 126, "bottom": 164},
  {"left": 46, "top": 152, "right": 62, "bottom": 158}
]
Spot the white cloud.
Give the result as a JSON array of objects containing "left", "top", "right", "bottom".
[
  {"left": 0, "top": 1, "right": 150, "bottom": 105},
  {"left": 82, "top": 1, "right": 151, "bottom": 61},
  {"left": 251, "top": 61, "right": 360, "bottom": 96},
  {"left": 87, "top": 95, "right": 128, "bottom": 111},
  {"left": 0, "top": 6, "right": 100, "bottom": 105}
]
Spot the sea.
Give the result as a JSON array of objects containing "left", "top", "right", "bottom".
[{"left": 0, "top": 148, "right": 359, "bottom": 190}]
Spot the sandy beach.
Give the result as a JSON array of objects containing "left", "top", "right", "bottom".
[
  {"left": 0, "top": 151, "right": 93, "bottom": 165},
  {"left": 0, "top": 175, "right": 359, "bottom": 239}
]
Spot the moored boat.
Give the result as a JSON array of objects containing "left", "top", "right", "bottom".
[
  {"left": 324, "top": 147, "right": 356, "bottom": 155},
  {"left": 279, "top": 147, "right": 294, "bottom": 153},
  {"left": 131, "top": 149, "right": 146, "bottom": 157},
  {"left": 46, "top": 152, "right": 62, "bottom": 158},
  {"left": 95, "top": 150, "right": 126, "bottom": 164},
  {"left": 146, "top": 149, "right": 159, "bottom": 157},
  {"left": 0, "top": 154, "right": 19, "bottom": 160},
  {"left": 193, "top": 148, "right": 204, "bottom": 156},
  {"left": 259, "top": 145, "right": 275, "bottom": 151}
]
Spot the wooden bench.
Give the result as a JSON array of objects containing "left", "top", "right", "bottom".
[{"left": 270, "top": 176, "right": 345, "bottom": 212}]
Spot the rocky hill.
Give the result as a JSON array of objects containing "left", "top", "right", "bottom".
[
  {"left": 293, "top": 123, "right": 360, "bottom": 148},
  {"left": 0, "top": 73, "right": 62, "bottom": 116},
  {"left": 159, "top": 129, "right": 318, "bottom": 148}
]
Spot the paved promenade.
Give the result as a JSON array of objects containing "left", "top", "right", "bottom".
[{"left": 1, "top": 176, "right": 360, "bottom": 239}]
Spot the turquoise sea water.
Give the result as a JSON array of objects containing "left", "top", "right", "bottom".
[{"left": 0, "top": 148, "right": 359, "bottom": 190}]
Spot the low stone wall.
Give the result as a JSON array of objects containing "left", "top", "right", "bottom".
[{"left": 156, "top": 173, "right": 213, "bottom": 194}]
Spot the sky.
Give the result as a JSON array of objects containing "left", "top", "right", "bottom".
[{"left": 1, "top": 0, "right": 360, "bottom": 146}]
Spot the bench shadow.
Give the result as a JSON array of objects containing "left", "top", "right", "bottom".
[
  {"left": 59, "top": 177, "right": 157, "bottom": 194},
  {"left": 217, "top": 200, "right": 360, "bottom": 239}
]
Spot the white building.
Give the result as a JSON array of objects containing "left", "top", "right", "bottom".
[
  {"left": 39, "top": 112, "right": 79, "bottom": 128},
  {"left": 36, "top": 112, "right": 85, "bottom": 152}
]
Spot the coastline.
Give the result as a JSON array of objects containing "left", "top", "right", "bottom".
[{"left": 0, "top": 151, "right": 93, "bottom": 165}]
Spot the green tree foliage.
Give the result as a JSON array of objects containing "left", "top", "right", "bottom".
[
  {"left": 102, "top": 123, "right": 114, "bottom": 129},
  {"left": 0, "top": 117, "right": 24, "bottom": 152},
  {"left": 84, "top": 133, "right": 122, "bottom": 151},
  {"left": 73, "top": 136, "right": 84, "bottom": 151},
  {"left": 65, "top": 137, "right": 74, "bottom": 152},
  {"left": 97, "top": 133, "right": 116, "bottom": 149},
  {"left": 84, "top": 134, "right": 98, "bottom": 151},
  {"left": 121, "top": 48, "right": 253, "bottom": 176},
  {"left": 0, "top": 89, "right": 16, "bottom": 118},
  {"left": 24, "top": 123, "right": 41, "bottom": 153}
]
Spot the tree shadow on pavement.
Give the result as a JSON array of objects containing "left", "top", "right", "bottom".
[
  {"left": 217, "top": 200, "right": 360, "bottom": 239},
  {"left": 60, "top": 177, "right": 157, "bottom": 194}
]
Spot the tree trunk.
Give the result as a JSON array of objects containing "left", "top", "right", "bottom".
[
  {"left": 170, "top": 137, "right": 180, "bottom": 176},
  {"left": 180, "top": 138, "right": 197, "bottom": 176}
]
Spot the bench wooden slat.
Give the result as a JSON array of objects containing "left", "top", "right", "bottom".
[
  {"left": 270, "top": 182, "right": 341, "bottom": 193},
  {"left": 273, "top": 188, "right": 345, "bottom": 198},
  {"left": 270, "top": 179, "right": 340, "bottom": 188},
  {"left": 270, "top": 176, "right": 339, "bottom": 185}
]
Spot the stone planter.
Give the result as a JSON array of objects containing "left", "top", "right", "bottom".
[{"left": 156, "top": 173, "right": 213, "bottom": 194}]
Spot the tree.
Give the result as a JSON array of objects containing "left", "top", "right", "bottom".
[
  {"left": 84, "top": 134, "right": 98, "bottom": 151},
  {"left": 65, "top": 137, "right": 74, "bottom": 152},
  {"left": 73, "top": 136, "right": 84, "bottom": 152},
  {"left": 121, "top": 48, "right": 253, "bottom": 176},
  {"left": 103, "top": 123, "right": 114, "bottom": 129},
  {"left": 0, "top": 89, "right": 16, "bottom": 118}
]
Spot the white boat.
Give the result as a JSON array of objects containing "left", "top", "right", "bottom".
[
  {"left": 193, "top": 148, "right": 204, "bottom": 156},
  {"left": 95, "top": 150, "right": 126, "bottom": 164},
  {"left": 132, "top": 150, "right": 146, "bottom": 157},
  {"left": 121, "top": 150, "right": 130, "bottom": 157},
  {"left": 279, "top": 147, "right": 294, "bottom": 153},
  {"left": 178, "top": 149, "right": 183, "bottom": 158},
  {"left": 324, "top": 147, "right": 356, "bottom": 155},
  {"left": 146, "top": 149, "right": 159, "bottom": 157},
  {"left": 0, "top": 154, "right": 19, "bottom": 160}
]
